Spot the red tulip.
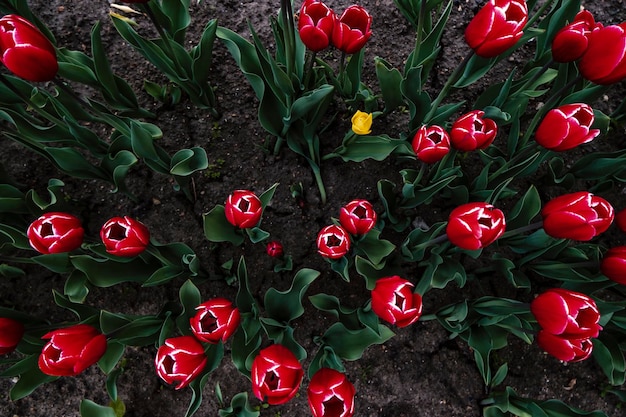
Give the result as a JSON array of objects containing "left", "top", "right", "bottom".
[
  {"left": 332, "top": 5, "right": 372, "bottom": 54},
  {"left": 155, "top": 336, "right": 207, "bottom": 390},
  {"left": 0, "top": 317, "right": 24, "bottom": 355},
  {"left": 0, "top": 14, "right": 58, "bottom": 82},
  {"left": 317, "top": 224, "right": 351, "bottom": 259},
  {"left": 535, "top": 103, "right": 600, "bottom": 151},
  {"left": 536, "top": 330, "right": 593, "bottom": 362},
  {"left": 579, "top": 23, "right": 626, "bottom": 85},
  {"left": 251, "top": 344, "right": 303, "bottom": 405},
  {"left": 464, "top": 0, "right": 528, "bottom": 58},
  {"left": 450, "top": 110, "right": 498, "bottom": 151},
  {"left": 601, "top": 246, "right": 626, "bottom": 285},
  {"left": 298, "top": 0, "right": 335, "bottom": 52},
  {"left": 266, "top": 240, "right": 284, "bottom": 258},
  {"left": 411, "top": 125, "right": 451, "bottom": 164},
  {"left": 551, "top": 10, "right": 602, "bottom": 63},
  {"left": 27, "top": 212, "right": 84, "bottom": 254},
  {"left": 530, "top": 288, "right": 601, "bottom": 339},
  {"left": 224, "top": 190, "right": 263, "bottom": 229},
  {"left": 190, "top": 298, "right": 240, "bottom": 344},
  {"left": 541, "top": 192, "right": 614, "bottom": 241},
  {"left": 307, "top": 368, "right": 356, "bottom": 417},
  {"left": 615, "top": 207, "right": 626, "bottom": 233},
  {"left": 339, "top": 199, "right": 377, "bottom": 236},
  {"left": 446, "top": 202, "right": 506, "bottom": 250},
  {"left": 371, "top": 276, "right": 423, "bottom": 328},
  {"left": 38, "top": 324, "right": 107, "bottom": 376},
  {"left": 100, "top": 216, "right": 150, "bottom": 257}
]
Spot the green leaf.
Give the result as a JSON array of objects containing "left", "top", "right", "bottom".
[
  {"left": 264, "top": 268, "right": 320, "bottom": 324},
  {"left": 375, "top": 57, "right": 404, "bottom": 112},
  {"left": 176, "top": 279, "right": 202, "bottom": 334},
  {"left": 218, "top": 392, "right": 260, "bottom": 417},
  {"left": 170, "top": 147, "right": 209, "bottom": 176},
  {"left": 80, "top": 399, "right": 118, "bottom": 417},
  {"left": 202, "top": 205, "right": 244, "bottom": 245},
  {"left": 593, "top": 334, "right": 626, "bottom": 385},
  {"left": 10, "top": 364, "right": 57, "bottom": 400},
  {"left": 321, "top": 322, "right": 394, "bottom": 361},
  {"left": 98, "top": 341, "right": 125, "bottom": 375}
]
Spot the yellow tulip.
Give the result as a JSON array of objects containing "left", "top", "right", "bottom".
[{"left": 351, "top": 110, "right": 373, "bottom": 135}]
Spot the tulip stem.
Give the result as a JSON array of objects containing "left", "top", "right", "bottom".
[
  {"left": 499, "top": 221, "right": 544, "bottom": 239},
  {"left": 423, "top": 50, "right": 474, "bottom": 124},
  {"left": 409, "top": 0, "right": 428, "bottom": 69}
]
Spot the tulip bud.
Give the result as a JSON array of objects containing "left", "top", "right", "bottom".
[
  {"left": 551, "top": 10, "right": 602, "bottom": 63},
  {"left": 450, "top": 110, "right": 498, "bottom": 152},
  {"left": 0, "top": 14, "right": 58, "bottom": 82},
  {"left": 541, "top": 192, "right": 614, "bottom": 241},
  {"left": 536, "top": 330, "right": 593, "bottom": 362},
  {"left": 446, "top": 202, "right": 506, "bottom": 250},
  {"left": 535, "top": 103, "right": 600, "bottom": 152},
  {"left": 317, "top": 224, "right": 351, "bottom": 259},
  {"left": 27, "top": 212, "right": 84, "bottom": 254},
  {"left": 307, "top": 368, "right": 356, "bottom": 417},
  {"left": 579, "top": 23, "right": 626, "bottom": 85},
  {"left": 371, "top": 276, "right": 423, "bottom": 328},
  {"left": 339, "top": 199, "right": 377, "bottom": 236},
  {"left": 601, "top": 246, "right": 626, "bottom": 285},
  {"left": 351, "top": 110, "right": 372, "bottom": 135},
  {"left": 155, "top": 336, "right": 208, "bottom": 390},
  {"left": 0, "top": 317, "right": 24, "bottom": 355},
  {"left": 224, "top": 190, "right": 263, "bottom": 229},
  {"left": 38, "top": 324, "right": 107, "bottom": 376},
  {"left": 190, "top": 298, "right": 240, "bottom": 344},
  {"left": 332, "top": 5, "right": 372, "bottom": 55},
  {"left": 298, "top": 0, "right": 335, "bottom": 52},
  {"left": 100, "top": 216, "right": 150, "bottom": 257},
  {"left": 411, "top": 125, "right": 451, "bottom": 164},
  {"left": 464, "top": 0, "right": 528, "bottom": 58},
  {"left": 266, "top": 240, "right": 284, "bottom": 258},
  {"left": 251, "top": 344, "right": 303, "bottom": 405},
  {"left": 530, "top": 288, "right": 602, "bottom": 339}
]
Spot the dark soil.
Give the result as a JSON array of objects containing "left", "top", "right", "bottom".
[{"left": 1, "top": 0, "right": 625, "bottom": 416}]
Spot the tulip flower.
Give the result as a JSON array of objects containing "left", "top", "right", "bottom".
[
  {"left": 307, "top": 368, "right": 356, "bottom": 417},
  {"left": 551, "top": 10, "right": 602, "bottom": 63},
  {"left": 298, "top": 0, "right": 335, "bottom": 52},
  {"left": 0, "top": 317, "right": 24, "bottom": 355},
  {"left": 224, "top": 190, "right": 263, "bottom": 229},
  {"left": 411, "top": 125, "right": 451, "bottom": 164},
  {"left": 446, "top": 202, "right": 506, "bottom": 250},
  {"left": 464, "top": 0, "right": 528, "bottom": 58},
  {"left": 601, "top": 246, "right": 626, "bottom": 285},
  {"left": 332, "top": 5, "right": 372, "bottom": 55},
  {"left": 100, "top": 216, "right": 150, "bottom": 257},
  {"left": 190, "top": 298, "right": 240, "bottom": 344},
  {"left": 155, "top": 336, "right": 208, "bottom": 390},
  {"left": 530, "top": 288, "right": 602, "bottom": 339},
  {"left": 536, "top": 330, "right": 593, "bottom": 362},
  {"left": 317, "top": 224, "right": 351, "bottom": 259},
  {"left": 351, "top": 110, "right": 372, "bottom": 135},
  {"left": 339, "top": 199, "right": 377, "bottom": 236},
  {"left": 579, "top": 23, "right": 626, "bottom": 85},
  {"left": 450, "top": 110, "right": 498, "bottom": 151},
  {"left": 251, "top": 344, "right": 303, "bottom": 405},
  {"left": 371, "top": 276, "right": 423, "bottom": 328},
  {"left": 27, "top": 212, "right": 84, "bottom": 254},
  {"left": 38, "top": 324, "right": 107, "bottom": 376},
  {"left": 615, "top": 207, "right": 626, "bottom": 233},
  {"left": 541, "top": 192, "right": 614, "bottom": 241},
  {"left": 266, "top": 240, "right": 284, "bottom": 258},
  {"left": 0, "top": 14, "right": 58, "bottom": 82},
  {"left": 534, "top": 103, "right": 600, "bottom": 151}
]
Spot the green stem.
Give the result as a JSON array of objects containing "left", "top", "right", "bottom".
[
  {"left": 499, "top": 220, "right": 544, "bottom": 239},
  {"left": 525, "top": 0, "right": 558, "bottom": 28},
  {"left": 410, "top": 0, "right": 428, "bottom": 68},
  {"left": 423, "top": 50, "right": 474, "bottom": 124}
]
